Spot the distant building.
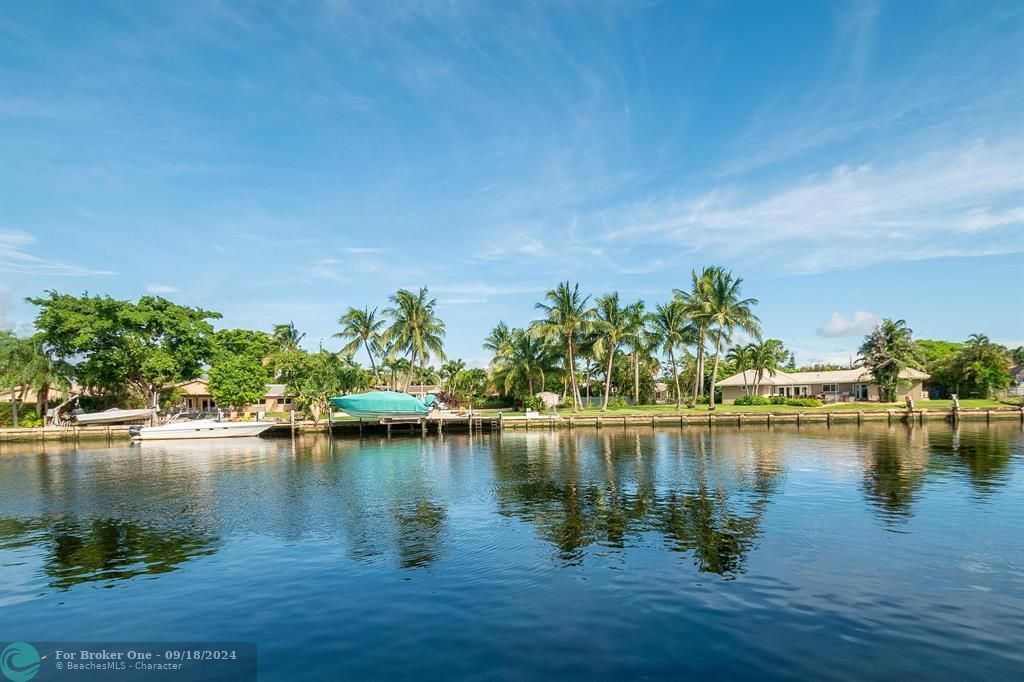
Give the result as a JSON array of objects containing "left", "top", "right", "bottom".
[
  {"left": 715, "top": 367, "right": 929, "bottom": 404},
  {"left": 1009, "top": 364, "right": 1024, "bottom": 397},
  {"left": 536, "top": 391, "right": 561, "bottom": 408},
  {"left": 176, "top": 378, "right": 295, "bottom": 413}
]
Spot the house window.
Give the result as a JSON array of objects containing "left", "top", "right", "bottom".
[
  {"left": 280, "top": 397, "right": 292, "bottom": 405},
  {"left": 255, "top": 398, "right": 266, "bottom": 405},
  {"left": 822, "top": 383, "right": 838, "bottom": 393}
]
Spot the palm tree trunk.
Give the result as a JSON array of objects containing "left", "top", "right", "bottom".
[
  {"left": 670, "top": 349, "right": 681, "bottom": 410},
  {"left": 567, "top": 336, "right": 580, "bottom": 412},
  {"left": 404, "top": 351, "right": 415, "bottom": 392},
  {"left": 708, "top": 330, "right": 724, "bottom": 410},
  {"left": 690, "top": 329, "right": 703, "bottom": 407},
  {"left": 602, "top": 346, "right": 615, "bottom": 411},
  {"left": 633, "top": 351, "right": 639, "bottom": 405},
  {"left": 364, "top": 340, "right": 380, "bottom": 385}
]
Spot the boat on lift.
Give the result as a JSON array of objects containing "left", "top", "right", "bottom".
[
  {"left": 330, "top": 391, "right": 438, "bottom": 419},
  {"left": 73, "top": 407, "right": 159, "bottom": 425},
  {"left": 129, "top": 413, "right": 274, "bottom": 440}
]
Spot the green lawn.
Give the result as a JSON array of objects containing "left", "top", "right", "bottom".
[{"left": 544, "top": 399, "right": 1014, "bottom": 415}]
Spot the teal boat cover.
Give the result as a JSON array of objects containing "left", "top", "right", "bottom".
[{"left": 330, "top": 391, "right": 430, "bottom": 416}]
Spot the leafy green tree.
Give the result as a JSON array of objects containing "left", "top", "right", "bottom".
[
  {"left": 289, "top": 351, "right": 369, "bottom": 423},
  {"left": 28, "top": 292, "right": 219, "bottom": 407},
  {"left": 210, "top": 328, "right": 275, "bottom": 373},
  {"left": 915, "top": 339, "right": 964, "bottom": 396},
  {"left": 335, "top": 306, "right": 385, "bottom": 384},
  {"left": 532, "top": 282, "right": 595, "bottom": 412},
  {"left": 209, "top": 356, "right": 267, "bottom": 411},
  {"left": 383, "top": 287, "right": 446, "bottom": 392},
  {"left": 952, "top": 334, "right": 1011, "bottom": 398},
  {"left": 440, "top": 359, "right": 467, "bottom": 391},
  {"left": 1012, "top": 347, "right": 1024, "bottom": 365},
  {"left": 704, "top": 269, "right": 761, "bottom": 410},
  {"left": 647, "top": 300, "right": 692, "bottom": 410},
  {"left": 858, "top": 319, "right": 922, "bottom": 402}
]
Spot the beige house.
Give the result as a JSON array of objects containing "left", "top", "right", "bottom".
[
  {"left": 177, "top": 379, "right": 296, "bottom": 413},
  {"left": 715, "top": 367, "right": 929, "bottom": 404}
]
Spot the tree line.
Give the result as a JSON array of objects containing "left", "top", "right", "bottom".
[{"left": 2, "top": 275, "right": 1020, "bottom": 426}]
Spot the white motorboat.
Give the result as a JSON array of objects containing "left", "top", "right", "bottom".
[
  {"left": 73, "top": 407, "right": 159, "bottom": 425},
  {"left": 130, "top": 416, "right": 274, "bottom": 440}
]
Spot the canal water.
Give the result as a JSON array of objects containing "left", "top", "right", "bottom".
[{"left": 1, "top": 423, "right": 1022, "bottom": 680}]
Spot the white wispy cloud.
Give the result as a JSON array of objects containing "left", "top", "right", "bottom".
[
  {"left": 146, "top": 283, "right": 178, "bottom": 294},
  {"left": 339, "top": 246, "right": 390, "bottom": 254},
  {"left": 601, "top": 138, "right": 1024, "bottom": 273},
  {"left": 0, "top": 229, "right": 118, "bottom": 276},
  {"left": 311, "top": 258, "right": 345, "bottom": 281},
  {"left": 817, "top": 311, "right": 882, "bottom": 338}
]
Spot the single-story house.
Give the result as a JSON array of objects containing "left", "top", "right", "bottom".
[
  {"left": 715, "top": 367, "right": 929, "bottom": 404},
  {"left": 177, "top": 378, "right": 295, "bottom": 413},
  {"left": 536, "top": 391, "right": 561, "bottom": 409},
  {"left": 1009, "top": 364, "right": 1024, "bottom": 397}
]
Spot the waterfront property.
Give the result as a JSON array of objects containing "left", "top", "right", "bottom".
[
  {"left": 1, "top": 423, "right": 1021, "bottom": 679},
  {"left": 177, "top": 378, "right": 295, "bottom": 414},
  {"left": 715, "top": 367, "right": 929, "bottom": 404}
]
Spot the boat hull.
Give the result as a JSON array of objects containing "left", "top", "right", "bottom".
[
  {"left": 131, "top": 421, "right": 274, "bottom": 440},
  {"left": 330, "top": 391, "right": 430, "bottom": 419},
  {"left": 75, "top": 408, "right": 158, "bottom": 425}
]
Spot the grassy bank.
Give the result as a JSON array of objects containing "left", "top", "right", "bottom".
[{"left": 498, "top": 399, "right": 1017, "bottom": 417}]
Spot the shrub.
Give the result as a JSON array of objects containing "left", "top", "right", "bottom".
[
  {"left": 785, "top": 397, "right": 822, "bottom": 407},
  {"left": 770, "top": 396, "right": 787, "bottom": 405},
  {"left": 522, "top": 396, "right": 542, "bottom": 412},
  {"left": 734, "top": 395, "right": 771, "bottom": 406},
  {"left": 19, "top": 413, "right": 44, "bottom": 428},
  {"left": 561, "top": 395, "right": 575, "bottom": 409},
  {"left": 608, "top": 396, "right": 629, "bottom": 409}
]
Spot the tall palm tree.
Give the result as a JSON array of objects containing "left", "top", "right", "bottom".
[
  {"left": 496, "top": 328, "right": 552, "bottom": 398},
  {"left": 676, "top": 266, "right": 718, "bottom": 407},
  {"left": 594, "top": 292, "right": 631, "bottom": 411},
  {"left": 624, "top": 300, "right": 647, "bottom": 405},
  {"left": 334, "top": 306, "right": 385, "bottom": 384},
  {"left": 646, "top": 300, "right": 692, "bottom": 410},
  {"left": 383, "top": 287, "right": 446, "bottom": 391},
  {"left": 272, "top": 322, "right": 305, "bottom": 351},
  {"left": 726, "top": 344, "right": 754, "bottom": 396},
  {"left": 705, "top": 269, "right": 761, "bottom": 410},
  {"left": 483, "top": 321, "right": 515, "bottom": 361},
  {"left": 749, "top": 339, "right": 785, "bottom": 394},
  {"left": 532, "top": 282, "right": 595, "bottom": 412},
  {"left": 859, "top": 319, "right": 919, "bottom": 402},
  {"left": 440, "top": 359, "right": 467, "bottom": 391}
]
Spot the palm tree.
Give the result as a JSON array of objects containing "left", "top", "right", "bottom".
[
  {"left": 272, "top": 322, "right": 305, "bottom": 351},
  {"left": 440, "top": 359, "right": 467, "bottom": 391},
  {"left": 647, "top": 300, "right": 692, "bottom": 410},
  {"left": 483, "top": 321, "right": 515, "bottom": 362},
  {"left": 334, "top": 306, "right": 385, "bottom": 384},
  {"left": 858, "top": 319, "right": 919, "bottom": 402},
  {"left": 0, "top": 333, "right": 71, "bottom": 424},
  {"left": 749, "top": 339, "right": 785, "bottom": 394},
  {"left": 532, "top": 282, "right": 595, "bottom": 412},
  {"left": 383, "top": 287, "right": 446, "bottom": 391},
  {"left": 624, "top": 300, "right": 647, "bottom": 405},
  {"left": 705, "top": 269, "right": 761, "bottom": 410},
  {"left": 676, "top": 266, "right": 718, "bottom": 408},
  {"left": 495, "top": 328, "right": 552, "bottom": 398},
  {"left": 593, "top": 292, "right": 631, "bottom": 411},
  {"left": 725, "top": 344, "right": 753, "bottom": 396}
]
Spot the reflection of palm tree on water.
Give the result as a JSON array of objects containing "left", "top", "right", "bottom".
[{"left": 491, "top": 430, "right": 783, "bottom": 577}]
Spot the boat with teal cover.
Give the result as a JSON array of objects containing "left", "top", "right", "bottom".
[{"left": 330, "top": 391, "right": 437, "bottom": 418}]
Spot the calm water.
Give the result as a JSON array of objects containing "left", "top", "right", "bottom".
[{"left": 1, "top": 424, "right": 1022, "bottom": 680}]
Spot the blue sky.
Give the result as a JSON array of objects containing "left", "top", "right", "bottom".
[{"left": 2, "top": 0, "right": 1022, "bottom": 367}]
